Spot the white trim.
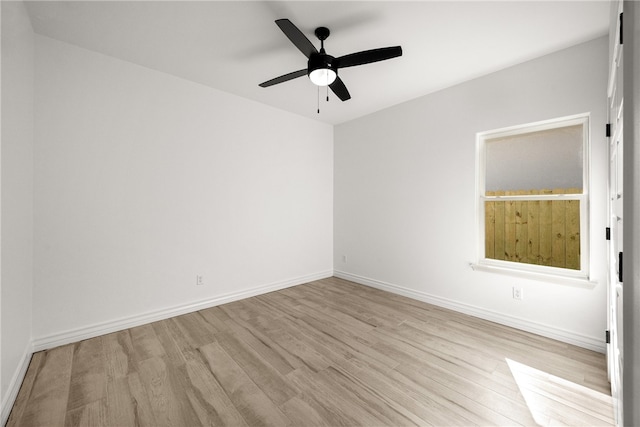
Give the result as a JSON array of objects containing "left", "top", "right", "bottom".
[
  {"left": 31, "top": 270, "right": 333, "bottom": 352},
  {"left": 477, "top": 113, "right": 591, "bottom": 140},
  {"left": 483, "top": 194, "right": 585, "bottom": 201},
  {"left": 1, "top": 343, "right": 34, "bottom": 427},
  {"left": 469, "top": 262, "right": 597, "bottom": 288},
  {"left": 334, "top": 270, "right": 605, "bottom": 353},
  {"left": 475, "top": 113, "right": 591, "bottom": 279}
]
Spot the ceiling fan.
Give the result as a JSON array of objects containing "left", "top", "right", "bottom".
[{"left": 259, "top": 19, "right": 403, "bottom": 102}]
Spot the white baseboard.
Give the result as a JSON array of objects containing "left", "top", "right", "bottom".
[
  {"left": 1, "top": 343, "right": 33, "bottom": 426},
  {"left": 334, "top": 270, "right": 605, "bottom": 353},
  {"left": 32, "top": 270, "right": 333, "bottom": 352}
]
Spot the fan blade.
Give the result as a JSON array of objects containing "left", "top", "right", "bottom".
[
  {"left": 336, "top": 46, "right": 402, "bottom": 69},
  {"left": 259, "top": 69, "right": 308, "bottom": 88},
  {"left": 329, "top": 77, "right": 351, "bottom": 101},
  {"left": 275, "top": 19, "right": 318, "bottom": 59}
]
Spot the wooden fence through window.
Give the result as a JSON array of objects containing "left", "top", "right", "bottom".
[{"left": 484, "top": 188, "right": 581, "bottom": 270}]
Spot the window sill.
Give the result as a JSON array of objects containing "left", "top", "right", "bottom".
[{"left": 469, "top": 262, "right": 597, "bottom": 289}]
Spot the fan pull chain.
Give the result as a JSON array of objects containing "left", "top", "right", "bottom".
[
  {"left": 326, "top": 85, "right": 329, "bottom": 102},
  {"left": 317, "top": 85, "right": 320, "bottom": 114}
]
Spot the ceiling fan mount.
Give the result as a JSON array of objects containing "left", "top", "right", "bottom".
[
  {"left": 259, "top": 19, "right": 403, "bottom": 103},
  {"left": 314, "top": 26, "right": 330, "bottom": 42}
]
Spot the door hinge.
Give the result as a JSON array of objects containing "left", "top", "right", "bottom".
[
  {"left": 606, "top": 330, "right": 610, "bottom": 344},
  {"left": 620, "top": 13, "right": 623, "bottom": 45},
  {"left": 606, "top": 123, "right": 611, "bottom": 137},
  {"left": 606, "top": 227, "right": 611, "bottom": 240},
  {"left": 619, "top": 251, "right": 623, "bottom": 282}
]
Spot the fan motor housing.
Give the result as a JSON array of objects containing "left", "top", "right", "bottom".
[{"left": 307, "top": 53, "right": 336, "bottom": 76}]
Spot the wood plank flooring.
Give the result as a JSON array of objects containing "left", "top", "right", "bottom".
[{"left": 7, "top": 277, "right": 613, "bottom": 426}]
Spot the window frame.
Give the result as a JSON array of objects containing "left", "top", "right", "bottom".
[{"left": 474, "top": 113, "right": 591, "bottom": 284}]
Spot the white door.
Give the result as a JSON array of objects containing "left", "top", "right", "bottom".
[{"left": 607, "top": 2, "right": 623, "bottom": 425}]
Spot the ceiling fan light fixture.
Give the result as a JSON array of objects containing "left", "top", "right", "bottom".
[
  {"left": 309, "top": 67, "right": 337, "bottom": 86},
  {"left": 308, "top": 52, "right": 337, "bottom": 86}
]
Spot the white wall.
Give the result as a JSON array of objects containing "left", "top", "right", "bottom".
[
  {"left": 334, "top": 36, "right": 609, "bottom": 351},
  {"left": 1, "top": 0, "right": 34, "bottom": 419},
  {"left": 33, "top": 36, "right": 333, "bottom": 345}
]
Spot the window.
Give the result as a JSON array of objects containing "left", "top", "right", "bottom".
[{"left": 475, "top": 114, "right": 590, "bottom": 281}]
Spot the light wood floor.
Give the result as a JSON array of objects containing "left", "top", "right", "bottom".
[{"left": 7, "top": 277, "right": 613, "bottom": 426}]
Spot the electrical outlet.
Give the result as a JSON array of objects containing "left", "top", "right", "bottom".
[
  {"left": 512, "top": 287, "right": 523, "bottom": 300},
  {"left": 342, "top": 255, "right": 347, "bottom": 263},
  {"left": 196, "top": 275, "right": 204, "bottom": 286}
]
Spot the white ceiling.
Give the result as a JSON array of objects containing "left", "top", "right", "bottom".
[{"left": 24, "top": 1, "right": 610, "bottom": 125}]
